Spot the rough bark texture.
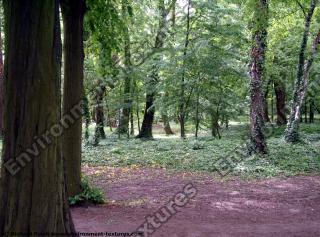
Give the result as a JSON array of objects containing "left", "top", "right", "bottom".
[
  {"left": 61, "top": 0, "right": 86, "bottom": 198},
  {"left": 274, "top": 80, "right": 287, "bottom": 125},
  {"left": 249, "top": 0, "right": 268, "bottom": 154},
  {"left": 0, "top": 0, "right": 75, "bottom": 235},
  {"left": 284, "top": 0, "right": 318, "bottom": 142},
  {"left": 93, "top": 83, "right": 106, "bottom": 144},
  {"left": 0, "top": 15, "right": 3, "bottom": 137},
  {"left": 263, "top": 81, "right": 271, "bottom": 123}
]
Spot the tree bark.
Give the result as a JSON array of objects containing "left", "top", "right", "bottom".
[
  {"left": 61, "top": 0, "right": 86, "bottom": 198},
  {"left": 274, "top": 80, "right": 287, "bottom": 125},
  {"left": 0, "top": 14, "right": 4, "bottom": 137},
  {"left": 309, "top": 98, "right": 315, "bottom": 123},
  {"left": 179, "top": 0, "right": 191, "bottom": 139},
  {"left": 249, "top": 0, "right": 269, "bottom": 154},
  {"left": 118, "top": 0, "right": 132, "bottom": 135},
  {"left": 0, "top": 0, "right": 75, "bottom": 234},
  {"left": 285, "top": 0, "right": 318, "bottom": 142},
  {"left": 93, "top": 82, "right": 106, "bottom": 145},
  {"left": 83, "top": 94, "right": 91, "bottom": 139},
  {"left": 263, "top": 81, "right": 271, "bottom": 123},
  {"left": 304, "top": 97, "right": 308, "bottom": 123}
]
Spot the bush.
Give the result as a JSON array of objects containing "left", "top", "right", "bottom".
[{"left": 69, "top": 177, "right": 105, "bottom": 206}]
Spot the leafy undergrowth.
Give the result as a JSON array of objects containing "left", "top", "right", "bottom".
[
  {"left": 69, "top": 177, "right": 105, "bottom": 206},
  {"left": 82, "top": 123, "right": 320, "bottom": 179}
]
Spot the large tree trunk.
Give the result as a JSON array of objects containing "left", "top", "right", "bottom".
[
  {"left": 249, "top": 0, "right": 269, "bottom": 154},
  {"left": 0, "top": 15, "right": 3, "bottom": 137},
  {"left": 0, "top": 0, "right": 75, "bottom": 234},
  {"left": 118, "top": 0, "right": 132, "bottom": 135},
  {"left": 284, "top": 0, "right": 318, "bottom": 142},
  {"left": 274, "top": 80, "right": 287, "bottom": 125},
  {"left": 61, "top": 0, "right": 86, "bottom": 198}
]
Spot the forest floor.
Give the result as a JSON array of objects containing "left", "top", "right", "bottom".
[
  {"left": 72, "top": 166, "right": 320, "bottom": 237},
  {"left": 73, "top": 122, "right": 320, "bottom": 236}
]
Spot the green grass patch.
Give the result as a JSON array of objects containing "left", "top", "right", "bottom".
[{"left": 82, "top": 123, "right": 320, "bottom": 179}]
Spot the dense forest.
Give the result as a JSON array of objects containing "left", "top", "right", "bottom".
[{"left": 0, "top": 0, "right": 320, "bottom": 236}]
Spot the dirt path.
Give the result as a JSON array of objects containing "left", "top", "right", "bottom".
[{"left": 72, "top": 166, "right": 320, "bottom": 237}]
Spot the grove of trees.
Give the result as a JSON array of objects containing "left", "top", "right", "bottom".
[{"left": 0, "top": 0, "right": 320, "bottom": 235}]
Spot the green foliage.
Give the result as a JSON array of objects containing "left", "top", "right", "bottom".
[
  {"left": 82, "top": 123, "right": 320, "bottom": 179},
  {"left": 69, "top": 177, "right": 105, "bottom": 206}
]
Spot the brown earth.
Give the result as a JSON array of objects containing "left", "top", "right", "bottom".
[{"left": 72, "top": 166, "right": 320, "bottom": 237}]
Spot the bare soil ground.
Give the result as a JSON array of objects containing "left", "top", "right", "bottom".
[{"left": 72, "top": 166, "right": 320, "bottom": 237}]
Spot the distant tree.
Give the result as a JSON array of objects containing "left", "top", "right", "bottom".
[
  {"left": 118, "top": 0, "right": 133, "bottom": 135},
  {"left": 284, "top": 0, "right": 320, "bottom": 142},
  {"left": 137, "top": 0, "right": 176, "bottom": 139},
  {"left": 0, "top": 0, "right": 75, "bottom": 234}
]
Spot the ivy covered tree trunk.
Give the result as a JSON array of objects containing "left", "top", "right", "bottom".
[
  {"left": 249, "top": 0, "right": 268, "bottom": 154},
  {"left": 274, "top": 80, "right": 287, "bottom": 125},
  {"left": 118, "top": 0, "right": 132, "bottom": 135},
  {"left": 93, "top": 83, "right": 106, "bottom": 144},
  {"left": 0, "top": 0, "right": 75, "bottom": 234},
  {"left": 263, "top": 81, "right": 271, "bottom": 123},
  {"left": 211, "top": 111, "right": 221, "bottom": 139},
  {"left": 61, "top": 0, "right": 86, "bottom": 198},
  {"left": 284, "top": 0, "right": 318, "bottom": 142}
]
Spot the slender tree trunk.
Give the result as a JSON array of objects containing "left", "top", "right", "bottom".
[
  {"left": 118, "top": 0, "right": 132, "bottom": 135},
  {"left": 271, "top": 83, "right": 274, "bottom": 122},
  {"left": 249, "top": 0, "right": 269, "bottom": 154},
  {"left": 304, "top": 97, "right": 308, "bottom": 123},
  {"left": 285, "top": 0, "right": 319, "bottom": 142},
  {"left": 93, "top": 83, "right": 106, "bottom": 145},
  {"left": 136, "top": 106, "right": 141, "bottom": 133},
  {"left": 0, "top": 0, "right": 75, "bottom": 234},
  {"left": 179, "top": 0, "right": 191, "bottom": 139},
  {"left": 61, "top": 0, "right": 86, "bottom": 198},
  {"left": 83, "top": 95, "right": 91, "bottom": 139},
  {"left": 309, "top": 99, "right": 315, "bottom": 123},
  {"left": 211, "top": 111, "right": 221, "bottom": 139},
  {"left": 130, "top": 108, "right": 134, "bottom": 135},
  {"left": 263, "top": 81, "right": 271, "bottom": 122},
  {"left": 274, "top": 80, "right": 287, "bottom": 125},
  {"left": 195, "top": 92, "right": 200, "bottom": 138}
]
